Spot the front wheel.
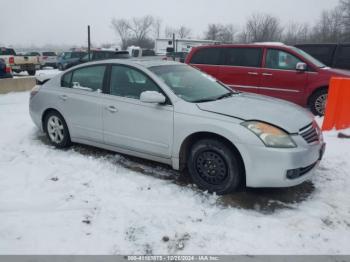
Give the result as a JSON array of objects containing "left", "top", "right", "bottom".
[
  {"left": 44, "top": 111, "right": 71, "bottom": 148},
  {"left": 309, "top": 88, "right": 328, "bottom": 116},
  {"left": 187, "top": 139, "right": 243, "bottom": 195}
]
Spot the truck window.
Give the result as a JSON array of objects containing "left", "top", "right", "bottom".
[
  {"left": 190, "top": 48, "right": 222, "bottom": 65},
  {"left": 224, "top": 48, "right": 262, "bottom": 68},
  {"left": 0, "top": 48, "right": 16, "bottom": 56}
]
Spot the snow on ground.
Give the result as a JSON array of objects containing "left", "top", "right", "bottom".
[{"left": 0, "top": 92, "right": 349, "bottom": 255}]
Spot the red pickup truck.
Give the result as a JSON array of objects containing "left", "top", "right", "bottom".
[{"left": 185, "top": 43, "right": 350, "bottom": 115}]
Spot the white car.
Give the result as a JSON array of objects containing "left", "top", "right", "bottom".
[{"left": 29, "top": 60, "right": 325, "bottom": 194}]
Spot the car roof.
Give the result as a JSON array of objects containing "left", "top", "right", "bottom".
[{"left": 76, "top": 59, "right": 183, "bottom": 69}]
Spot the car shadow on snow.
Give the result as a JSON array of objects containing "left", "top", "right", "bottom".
[{"left": 38, "top": 133, "right": 315, "bottom": 215}]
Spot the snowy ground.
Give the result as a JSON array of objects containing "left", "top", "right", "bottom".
[{"left": 0, "top": 92, "right": 349, "bottom": 255}]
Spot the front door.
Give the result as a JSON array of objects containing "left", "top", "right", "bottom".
[
  {"left": 260, "top": 49, "right": 308, "bottom": 105},
  {"left": 102, "top": 65, "right": 174, "bottom": 158}
]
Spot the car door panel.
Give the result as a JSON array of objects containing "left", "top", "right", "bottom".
[
  {"left": 217, "top": 47, "right": 263, "bottom": 94},
  {"left": 103, "top": 96, "right": 173, "bottom": 158},
  {"left": 260, "top": 49, "right": 308, "bottom": 105},
  {"left": 102, "top": 65, "right": 174, "bottom": 158}
]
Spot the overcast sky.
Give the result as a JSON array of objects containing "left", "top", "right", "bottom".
[{"left": 0, "top": 0, "right": 339, "bottom": 47}]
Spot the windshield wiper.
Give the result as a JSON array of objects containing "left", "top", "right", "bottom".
[
  {"left": 216, "top": 92, "right": 234, "bottom": 100},
  {"left": 193, "top": 92, "right": 234, "bottom": 103}
]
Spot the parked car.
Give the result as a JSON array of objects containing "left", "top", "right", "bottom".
[
  {"left": 295, "top": 43, "right": 350, "bottom": 70},
  {"left": 57, "top": 51, "right": 86, "bottom": 71},
  {"left": 0, "top": 58, "right": 13, "bottom": 79},
  {"left": 185, "top": 43, "right": 350, "bottom": 116},
  {"left": 79, "top": 50, "right": 130, "bottom": 64},
  {"left": 29, "top": 60, "right": 325, "bottom": 195},
  {"left": 26, "top": 51, "right": 58, "bottom": 69},
  {"left": 165, "top": 52, "right": 189, "bottom": 63},
  {"left": 0, "top": 47, "right": 40, "bottom": 75}
]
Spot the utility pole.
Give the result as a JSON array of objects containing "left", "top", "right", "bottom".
[
  {"left": 87, "top": 25, "right": 91, "bottom": 61},
  {"left": 172, "top": 33, "right": 176, "bottom": 61}
]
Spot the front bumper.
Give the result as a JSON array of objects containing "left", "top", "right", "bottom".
[{"left": 241, "top": 136, "right": 325, "bottom": 188}]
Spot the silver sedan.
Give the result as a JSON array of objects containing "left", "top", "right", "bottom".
[{"left": 29, "top": 60, "right": 326, "bottom": 194}]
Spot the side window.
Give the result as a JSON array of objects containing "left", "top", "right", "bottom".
[
  {"left": 334, "top": 46, "right": 350, "bottom": 69},
  {"left": 225, "top": 48, "right": 262, "bottom": 67},
  {"left": 190, "top": 48, "right": 222, "bottom": 65},
  {"left": 61, "top": 72, "right": 72, "bottom": 87},
  {"left": 71, "top": 66, "right": 106, "bottom": 91},
  {"left": 63, "top": 52, "right": 71, "bottom": 59},
  {"left": 265, "top": 49, "right": 302, "bottom": 71},
  {"left": 110, "top": 65, "right": 161, "bottom": 99}
]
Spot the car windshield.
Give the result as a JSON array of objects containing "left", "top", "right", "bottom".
[
  {"left": 291, "top": 47, "right": 326, "bottom": 68},
  {"left": 149, "top": 65, "right": 236, "bottom": 103}
]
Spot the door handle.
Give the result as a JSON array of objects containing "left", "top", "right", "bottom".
[
  {"left": 59, "top": 94, "right": 68, "bottom": 101},
  {"left": 248, "top": 72, "right": 259, "bottom": 75},
  {"left": 262, "top": 73, "right": 273, "bottom": 76},
  {"left": 106, "top": 106, "right": 118, "bottom": 113}
]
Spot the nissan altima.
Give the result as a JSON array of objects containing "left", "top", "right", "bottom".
[{"left": 29, "top": 60, "right": 326, "bottom": 194}]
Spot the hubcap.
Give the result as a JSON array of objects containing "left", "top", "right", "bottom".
[
  {"left": 47, "top": 116, "right": 64, "bottom": 144},
  {"left": 195, "top": 151, "right": 228, "bottom": 185},
  {"left": 315, "top": 94, "right": 327, "bottom": 115}
]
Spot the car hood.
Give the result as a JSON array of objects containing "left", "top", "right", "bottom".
[
  {"left": 321, "top": 67, "right": 350, "bottom": 76},
  {"left": 196, "top": 93, "right": 313, "bottom": 133}
]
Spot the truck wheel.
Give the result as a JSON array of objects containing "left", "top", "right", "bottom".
[
  {"left": 187, "top": 138, "right": 243, "bottom": 195},
  {"left": 27, "top": 70, "right": 36, "bottom": 76},
  {"left": 309, "top": 88, "right": 328, "bottom": 116}
]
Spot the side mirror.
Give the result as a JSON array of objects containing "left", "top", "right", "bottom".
[
  {"left": 140, "top": 91, "right": 166, "bottom": 104},
  {"left": 296, "top": 62, "right": 307, "bottom": 71}
]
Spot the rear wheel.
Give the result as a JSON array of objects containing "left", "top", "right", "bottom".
[
  {"left": 44, "top": 111, "right": 71, "bottom": 148},
  {"left": 27, "top": 70, "right": 36, "bottom": 76},
  {"left": 187, "top": 139, "right": 243, "bottom": 195},
  {"left": 309, "top": 88, "right": 328, "bottom": 116}
]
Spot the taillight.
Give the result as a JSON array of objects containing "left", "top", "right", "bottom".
[
  {"left": 5, "top": 66, "right": 12, "bottom": 74},
  {"left": 9, "top": 57, "right": 14, "bottom": 64},
  {"left": 30, "top": 85, "right": 41, "bottom": 100}
]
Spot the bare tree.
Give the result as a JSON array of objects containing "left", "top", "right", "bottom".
[
  {"left": 241, "top": 13, "right": 283, "bottom": 43},
  {"left": 340, "top": 0, "right": 350, "bottom": 41},
  {"left": 312, "top": 7, "right": 344, "bottom": 43},
  {"left": 153, "top": 18, "right": 162, "bottom": 39},
  {"left": 283, "top": 22, "right": 310, "bottom": 45},
  {"left": 128, "top": 15, "right": 154, "bottom": 42},
  {"left": 111, "top": 18, "right": 130, "bottom": 50},
  {"left": 177, "top": 26, "right": 192, "bottom": 39},
  {"left": 164, "top": 26, "right": 176, "bottom": 38},
  {"left": 205, "top": 24, "right": 223, "bottom": 41},
  {"left": 205, "top": 23, "right": 237, "bottom": 43}
]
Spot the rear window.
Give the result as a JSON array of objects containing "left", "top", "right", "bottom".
[
  {"left": 71, "top": 52, "right": 86, "bottom": 58},
  {"left": 43, "top": 52, "right": 56, "bottom": 56},
  {"left": 224, "top": 48, "right": 262, "bottom": 67},
  {"left": 0, "top": 48, "right": 16, "bottom": 56},
  {"left": 190, "top": 48, "right": 222, "bottom": 65}
]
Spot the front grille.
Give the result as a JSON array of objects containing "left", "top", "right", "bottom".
[{"left": 299, "top": 123, "right": 319, "bottom": 144}]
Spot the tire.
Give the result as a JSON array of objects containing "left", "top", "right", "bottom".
[
  {"left": 309, "top": 88, "right": 328, "bottom": 116},
  {"left": 44, "top": 111, "right": 72, "bottom": 148},
  {"left": 27, "top": 70, "right": 36, "bottom": 76},
  {"left": 187, "top": 138, "right": 243, "bottom": 195},
  {"left": 58, "top": 64, "right": 64, "bottom": 71}
]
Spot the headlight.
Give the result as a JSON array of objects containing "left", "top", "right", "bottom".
[{"left": 241, "top": 121, "right": 297, "bottom": 148}]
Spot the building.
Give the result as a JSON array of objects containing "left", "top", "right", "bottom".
[{"left": 154, "top": 38, "right": 219, "bottom": 55}]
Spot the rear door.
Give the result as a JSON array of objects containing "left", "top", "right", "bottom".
[
  {"left": 58, "top": 65, "right": 107, "bottom": 143},
  {"left": 188, "top": 47, "right": 223, "bottom": 79},
  {"left": 260, "top": 48, "right": 308, "bottom": 105},
  {"left": 217, "top": 47, "right": 263, "bottom": 94}
]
